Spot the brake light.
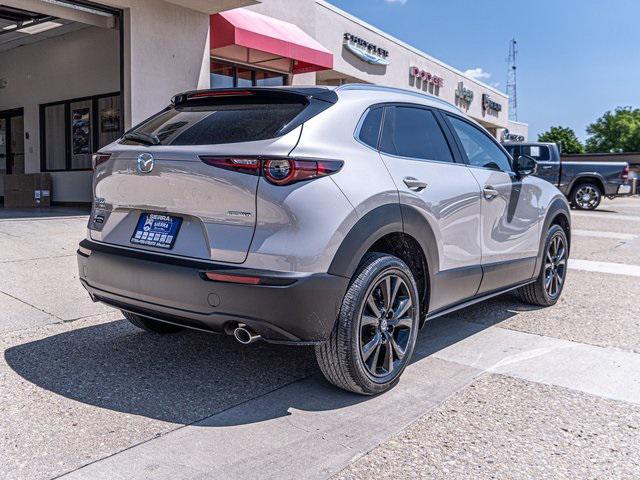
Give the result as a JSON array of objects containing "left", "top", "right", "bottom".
[
  {"left": 187, "top": 90, "right": 254, "bottom": 100},
  {"left": 92, "top": 153, "right": 111, "bottom": 169},
  {"left": 199, "top": 156, "right": 343, "bottom": 186},
  {"left": 621, "top": 166, "right": 629, "bottom": 181}
]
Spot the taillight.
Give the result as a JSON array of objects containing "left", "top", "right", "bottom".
[
  {"left": 92, "top": 153, "right": 111, "bottom": 169},
  {"left": 199, "top": 156, "right": 343, "bottom": 186},
  {"left": 621, "top": 166, "right": 629, "bottom": 181},
  {"left": 200, "top": 157, "right": 260, "bottom": 175}
]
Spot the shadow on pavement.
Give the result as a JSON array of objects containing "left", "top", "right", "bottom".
[
  {"left": 0, "top": 206, "right": 90, "bottom": 220},
  {"left": 4, "top": 293, "right": 539, "bottom": 425}
]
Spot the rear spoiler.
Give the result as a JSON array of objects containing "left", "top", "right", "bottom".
[{"left": 171, "top": 87, "right": 339, "bottom": 106}]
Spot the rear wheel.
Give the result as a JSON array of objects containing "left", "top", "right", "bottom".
[
  {"left": 122, "top": 311, "right": 184, "bottom": 334},
  {"left": 315, "top": 253, "right": 420, "bottom": 395},
  {"left": 571, "top": 182, "right": 601, "bottom": 210},
  {"left": 518, "top": 224, "right": 568, "bottom": 307}
]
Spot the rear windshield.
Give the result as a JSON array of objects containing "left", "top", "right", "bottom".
[{"left": 122, "top": 100, "right": 306, "bottom": 146}]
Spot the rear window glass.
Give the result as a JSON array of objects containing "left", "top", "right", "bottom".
[
  {"left": 521, "top": 145, "right": 551, "bottom": 161},
  {"left": 122, "top": 101, "right": 306, "bottom": 146},
  {"left": 358, "top": 107, "right": 383, "bottom": 148}
]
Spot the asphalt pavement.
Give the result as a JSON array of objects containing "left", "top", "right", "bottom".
[{"left": 1, "top": 198, "right": 639, "bottom": 479}]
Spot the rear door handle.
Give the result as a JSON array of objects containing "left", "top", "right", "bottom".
[
  {"left": 483, "top": 186, "right": 499, "bottom": 200},
  {"left": 403, "top": 177, "right": 428, "bottom": 191}
]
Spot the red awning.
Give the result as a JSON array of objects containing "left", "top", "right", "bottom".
[{"left": 211, "top": 9, "right": 333, "bottom": 74}]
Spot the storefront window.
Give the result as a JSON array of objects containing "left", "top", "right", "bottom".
[
  {"left": 256, "top": 70, "right": 285, "bottom": 87},
  {"left": 210, "top": 61, "right": 234, "bottom": 88},
  {"left": 44, "top": 104, "right": 66, "bottom": 171},
  {"left": 210, "top": 59, "right": 287, "bottom": 88},
  {"left": 236, "top": 67, "right": 253, "bottom": 87},
  {"left": 41, "top": 92, "right": 121, "bottom": 172}
]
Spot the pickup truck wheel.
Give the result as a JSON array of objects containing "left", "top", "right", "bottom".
[
  {"left": 315, "top": 253, "right": 420, "bottom": 395},
  {"left": 122, "top": 311, "right": 184, "bottom": 334},
  {"left": 517, "top": 225, "right": 568, "bottom": 307},
  {"left": 571, "top": 182, "right": 601, "bottom": 210}
]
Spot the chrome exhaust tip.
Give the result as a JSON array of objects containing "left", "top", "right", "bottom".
[{"left": 233, "top": 324, "right": 261, "bottom": 345}]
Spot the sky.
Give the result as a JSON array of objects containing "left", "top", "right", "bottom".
[{"left": 328, "top": 0, "right": 640, "bottom": 141}]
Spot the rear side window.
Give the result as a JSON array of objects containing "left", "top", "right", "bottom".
[
  {"left": 521, "top": 145, "right": 551, "bottom": 161},
  {"left": 357, "top": 107, "right": 383, "bottom": 148},
  {"left": 380, "top": 106, "right": 454, "bottom": 163},
  {"left": 123, "top": 100, "right": 306, "bottom": 146}
]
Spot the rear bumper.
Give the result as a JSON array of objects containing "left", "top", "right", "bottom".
[{"left": 77, "top": 240, "right": 349, "bottom": 344}]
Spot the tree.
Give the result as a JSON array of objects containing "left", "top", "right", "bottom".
[
  {"left": 585, "top": 107, "right": 640, "bottom": 153},
  {"left": 538, "top": 126, "right": 584, "bottom": 154}
]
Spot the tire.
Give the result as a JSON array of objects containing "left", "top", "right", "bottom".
[
  {"left": 517, "top": 224, "right": 568, "bottom": 307},
  {"left": 570, "top": 182, "right": 602, "bottom": 210},
  {"left": 122, "top": 311, "right": 184, "bottom": 334},
  {"left": 315, "top": 253, "right": 420, "bottom": 395}
]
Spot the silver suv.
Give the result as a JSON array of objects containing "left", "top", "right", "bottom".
[{"left": 78, "top": 85, "right": 571, "bottom": 395}]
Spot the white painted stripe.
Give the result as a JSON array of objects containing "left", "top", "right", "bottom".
[
  {"left": 572, "top": 229, "right": 637, "bottom": 240},
  {"left": 572, "top": 212, "right": 640, "bottom": 222},
  {"left": 569, "top": 258, "right": 640, "bottom": 277}
]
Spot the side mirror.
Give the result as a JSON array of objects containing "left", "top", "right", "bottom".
[{"left": 514, "top": 154, "right": 537, "bottom": 177}]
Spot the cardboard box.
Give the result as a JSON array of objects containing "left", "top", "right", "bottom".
[{"left": 3, "top": 174, "right": 52, "bottom": 208}]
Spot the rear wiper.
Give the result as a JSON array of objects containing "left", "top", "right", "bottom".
[{"left": 122, "top": 131, "right": 160, "bottom": 146}]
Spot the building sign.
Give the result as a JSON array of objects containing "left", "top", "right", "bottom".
[
  {"left": 343, "top": 33, "right": 390, "bottom": 66},
  {"left": 482, "top": 93, "right": 502, "bottom": 113},
  {"left": 455, "top": 82, "right": 474, "bottom": 105},
  {"left": 501, "top": 129, "right": 525, "bottom": 142},
  {"left": 409, "top": 67, "right": 444, "bottom": 87}
]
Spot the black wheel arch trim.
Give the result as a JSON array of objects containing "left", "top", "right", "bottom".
[
  {"left": 534, "top": 197, "right": 571, "bottom": 276},
  {"left": 567, "top": 174, "right": 605, "bottom": 195},
  {"left": 328, "top": 203, "right": 439, "bottom": 314}
]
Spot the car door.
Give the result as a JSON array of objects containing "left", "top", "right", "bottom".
[
  {"left": 376, "top": 105, "right": 483, "bottom": 311},
  {"left": 445, "top": 114, "right": 541, "bottom": 295}
]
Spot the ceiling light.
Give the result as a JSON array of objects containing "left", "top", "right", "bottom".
[{"left": 20, "top": 21, "right": 62, "bottom": 35}]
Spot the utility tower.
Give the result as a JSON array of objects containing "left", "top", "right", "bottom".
[{"left": 506, "top": 38, "right": 518, "bottom": 121}]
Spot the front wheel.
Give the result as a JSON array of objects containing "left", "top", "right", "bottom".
[
  {"left": 315, "top": 253, "right": 420, "bottom": 395},
  {"left": 571, "top": 182, "right": 601, "bottom": 210},
  {"left": 518, "top": 224, "right": 568, "bottom": 307}
]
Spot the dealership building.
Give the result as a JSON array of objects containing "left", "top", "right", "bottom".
[{"left": 0, "top": 0, "right": 528, "bottom": 204}]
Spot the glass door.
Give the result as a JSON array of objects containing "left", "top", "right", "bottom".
[{"left": 0, "top": 109, "right": 25, "bottom": 175}]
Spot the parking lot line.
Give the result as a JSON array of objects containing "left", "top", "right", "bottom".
[
  {"left": 572, "top": 229, "right": 637, "bottom": 240},
  {"left": 572, "top": 212, "right": 640, "bottom": 222},
  {"left": 569, "top": 258, "right": 640, "bottom": 277}
]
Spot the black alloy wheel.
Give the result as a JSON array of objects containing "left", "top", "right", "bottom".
[{"left": 359, "top": 273, "right": 414, "bottom": 377}]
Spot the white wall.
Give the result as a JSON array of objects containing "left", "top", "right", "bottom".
[
  {"left": 0, "top": 25, "right": 120, "bottom": 202},
  {"left": 116, "top": 0, "right": 212, "bottom": 126}
]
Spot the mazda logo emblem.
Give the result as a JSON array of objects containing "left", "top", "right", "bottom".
[{"left": 136, "top": 153, "right": 154, "bottom": 174}]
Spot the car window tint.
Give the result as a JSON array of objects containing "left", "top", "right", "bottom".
[
  {"left": 123, "top": 102, "right": 305, "bottom": 146},
  {"left": 447, "top": 116, "right": 512, "bottom": 172},
  {"left": 380, "top": 106, "right": 454, "bottom": 163},
  {"left": 522, "top": 145, "right": 551, "bottom": 161},
  {"left": 358, "top": 107, "right": 383, "bottom": 148}
]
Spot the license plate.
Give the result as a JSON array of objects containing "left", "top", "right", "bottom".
[{"left": 130, "top": 213, "right": 182, "bottom": 249}]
